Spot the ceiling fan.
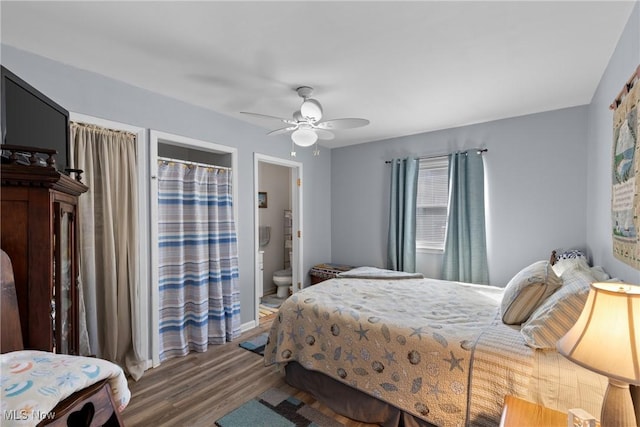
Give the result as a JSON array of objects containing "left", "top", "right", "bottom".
[{"left": 241, "top": 86, "right": 369, "bottom": 153}]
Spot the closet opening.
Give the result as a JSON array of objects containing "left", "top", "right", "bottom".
[
  {"left": 149, "top": 130, "right": 238, "bottom": 367},
  {"left": 69, "top": 112, "right": 150, "bottom": 373}
]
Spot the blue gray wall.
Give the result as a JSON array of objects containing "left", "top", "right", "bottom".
[
  {"left": 331, "top": 106, "right": 589, "bottom": 286},
  {"left": 586, "top": 2, "right": 640, "bottom": 283},
  {"left": 0, "top": 44, "right": 333, "bottom": 325},
  {"left": 330, "top": 2, "right": 640, "bottom": 286},
  {"left": 2, "top": 0, "right": 638, "bottom": 325}
]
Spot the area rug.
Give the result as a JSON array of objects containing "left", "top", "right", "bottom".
[
  {"left": 215, "top": 388, "right": 344, "bottom": 427},
  {"left": 238, "top": 332, "right": 269, "bottom": 356},
  {"left": 260, "top": 294, "right": 285, "bottom": 308}
]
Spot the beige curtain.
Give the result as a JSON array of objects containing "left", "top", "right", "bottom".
[{"left": 70, "top": 122, "right": 145, "bottom": 380}]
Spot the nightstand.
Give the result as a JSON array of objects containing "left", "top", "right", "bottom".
[{"left": 500, "top": 395, "right": 567, "bottom": 427}]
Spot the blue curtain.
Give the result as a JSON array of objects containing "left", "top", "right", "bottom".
[
  {"left": 157, "top": 161, "right": 241, "bottom": 361},
  {"left": 441, "top": 151, "right": 489, "bottom": 284},
  {"left": 387, "top": 157, "right": 419, "bottom": 272}
]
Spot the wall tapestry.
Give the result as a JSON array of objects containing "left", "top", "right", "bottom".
[{"left": 611, "top": 65, "right": 640, "bottom": 269}]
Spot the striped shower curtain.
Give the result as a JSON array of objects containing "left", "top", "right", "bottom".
[{"left": 157, "top": 160, "right": 240, "bottom": 362}]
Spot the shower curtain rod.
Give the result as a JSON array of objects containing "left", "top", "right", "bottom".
[
  {"left": 384, "top": 148, "right": 488, "bottom": 164},
  {"left": 157, "top": 156, "right": 231, "bottom": 170}
]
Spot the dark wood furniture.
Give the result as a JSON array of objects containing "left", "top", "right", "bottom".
[
  {"left": 308, "top": 263, "right": 355, "bottom": 285},
  {"left": 1, "top": 248, "right": 125, "bottom": 427},
  {"left": 1, "top": 145, "right": 88, "bottom": 354},
  {"left": 1, "top": 247, "right": 25, "bottom": 353},
  {"left": 38, "top": 379, "right": 123, "bottom": 427}
]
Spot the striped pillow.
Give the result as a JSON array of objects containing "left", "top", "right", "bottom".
[
  {"left": 520, "top": 267, "right": 595, "bottom": 349},
  {"left": 500, "top": 261, "right": 562, "bottom": 325}
]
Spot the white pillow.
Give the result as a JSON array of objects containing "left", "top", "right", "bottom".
[
  {"left": 500, "top": 261, "right": 562, "bottom": 325},
  {"left": 551, "top": 250, "right": 589, "bottom": 276},
  {"left": 589, "top": 265, "right": 611, "bottom": 281},
  {"left": 520, "top": 266, "right": 596, "bottom": 349}
]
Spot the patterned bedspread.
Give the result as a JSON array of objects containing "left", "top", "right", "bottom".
[
  {"left": 264, "top": 276, "right": 504, "bottom": 426},
  {"left": 1, "top": 350, "right": 131, "bottom": 426}
]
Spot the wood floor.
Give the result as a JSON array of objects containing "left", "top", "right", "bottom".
[
  {"left": 122, "top": 315, "right": 378, "bottom": 426},
  {"left": 258, "top": 303, "right": 280, "bottom": 318}
]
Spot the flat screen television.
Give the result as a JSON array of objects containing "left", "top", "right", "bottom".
[{"left": 1, "top": 66, "right": 70, "bottom": 172}]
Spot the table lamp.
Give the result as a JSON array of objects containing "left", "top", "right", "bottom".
[{"left": 557, "top": 282, "right": 640, "bottom": 427}]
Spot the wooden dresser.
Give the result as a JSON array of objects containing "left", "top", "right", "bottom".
[{"left": 1, "top": 145, "right": 88, "bottom": 354}]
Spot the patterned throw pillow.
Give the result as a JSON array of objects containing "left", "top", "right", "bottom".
[
  {"left": 500, "top": 261, "right": 562, "bottom": 325},
  {"left": 552, "top": 249, "right": 590, "bottom": 276},
  {"left": 555, "top": 249, "right": 585, "bottom": 260},
  {"left": 520, "top": 266, "right": 595, "bottom": 349}
]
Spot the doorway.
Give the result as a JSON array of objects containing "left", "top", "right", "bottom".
[
  {"left": 149, "top": 130, "right": 238, "bottom": 367},
  {"left": 69, "top": 112, "right": 150, "bottom": 369},
  {"left": 254, "top": 154, "right": 303, "bottom": 323}
]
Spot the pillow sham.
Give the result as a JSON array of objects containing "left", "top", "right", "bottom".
[
  {"left": 500, "top": 261, "right": 562, "bottom": 325},
  {"left": 520, "top": 266, "right": 596, "bottom": 349},
  {"left": 551, "top": 249, "right": 590, "bottom": 276}
]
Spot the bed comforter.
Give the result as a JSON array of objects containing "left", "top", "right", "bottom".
[{"left": 264, "top": 276, "right": 513, "bottom": 426}]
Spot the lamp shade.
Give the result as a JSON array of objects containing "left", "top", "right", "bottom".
[
  {"left": 557, "top": 282, "right": 640, "bottom": 385},
  {"left": 291, "top": 129, "right": 318, "bottom": 147}
]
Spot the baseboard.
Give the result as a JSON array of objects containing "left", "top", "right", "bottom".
[{"left": 241, "top": 320, "right": 257, "bottom": 332}]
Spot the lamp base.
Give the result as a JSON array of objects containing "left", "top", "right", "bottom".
[
  {"left": 601, "top": 379, "right": 638, "bottom": 427},
  {"left": 631, "top": 385, "right": 640, "bottom": 427}
]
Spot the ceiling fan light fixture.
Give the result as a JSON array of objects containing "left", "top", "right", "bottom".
[
  {"left": 300, "top": 98, "right": 323, "bottom": 121},
  {"left": 291, "top": 128, "right": 318, "bottom": 147},
  {"left": 242, "top": 85, "right": 369, "bottom": 153}
]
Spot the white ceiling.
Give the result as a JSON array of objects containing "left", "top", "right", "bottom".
[{"left": 1, "top": 1, "right": 636, "bottom": 148}]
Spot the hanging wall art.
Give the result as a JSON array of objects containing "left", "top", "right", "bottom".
[{"left": 611, "top": 65, "right": 640, "bottom": 269}]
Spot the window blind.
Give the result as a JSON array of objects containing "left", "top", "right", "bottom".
[{"left": 416, "top": 157, "right": 449, "bottom": 250}]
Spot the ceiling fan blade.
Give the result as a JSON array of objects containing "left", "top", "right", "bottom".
[
  {"left": 316, "top": 118, "right": 370, "bottom": 130},
  {"left": 267, "top": 126, "right": 297, "bottom": 136},
  {"left": 315, "top": 129, "right": 335, "bottom": 140},
  {"left": 240, "top": 111, "right": 294, "bottom": 124}
]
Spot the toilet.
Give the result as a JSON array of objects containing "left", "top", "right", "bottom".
[
  {"left": 273, "top": 251, "right": 293, "bottom": 298},
  {"left": 273, "top": 268, "right": 292, "bottom": 298}
]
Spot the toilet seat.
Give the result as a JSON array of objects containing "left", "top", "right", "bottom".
[
  {"left": 273, "top": 268, "right": 292, "bottom": 298},
  {"left": 273, "top": 268, "right": 292, "bottom": 285}
]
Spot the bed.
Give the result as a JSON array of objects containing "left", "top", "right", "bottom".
[
  {"left": 0, "top": 249, "right": 131, "bottom": 427},
  {"left": 264, "top": 257, "right": 624, "bottom": 427}
]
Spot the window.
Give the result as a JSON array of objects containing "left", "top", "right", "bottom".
[{"left": 416, "top": 157, "right": 449, "bottom": 251}]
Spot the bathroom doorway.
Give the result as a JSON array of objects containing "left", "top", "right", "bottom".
[{"left": 254, "top": 154, "right": 303, "bottom": 322}]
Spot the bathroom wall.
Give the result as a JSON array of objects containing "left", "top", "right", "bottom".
[{"left": 258, "top": 162, "right": 292, "bottom": 296}]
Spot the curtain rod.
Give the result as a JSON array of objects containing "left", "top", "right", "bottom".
[
  {"left": 70, "top": 121, "right": 137, "bottom": 138},
  {"left": 384, "top": 148, "right": 488, "bottom": 164},
  {"left": 610, "top": 64, "right": 640, "bottom": 110},
  {"left": 157, "top": 156, "right": 231, "bottom": 170}
]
